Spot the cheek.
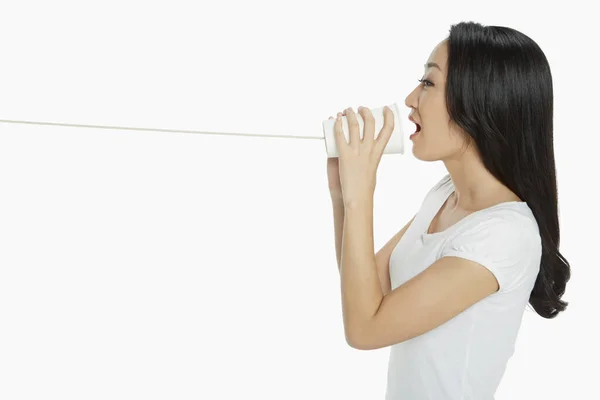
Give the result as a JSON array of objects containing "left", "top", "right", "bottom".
[
  {"left": 419, "top": 94, "right": 444, "bottom": 120},
  {"left": 413, "top": 126, "right": 460, "bottom": 156}
]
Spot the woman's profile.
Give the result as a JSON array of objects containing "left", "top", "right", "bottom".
[{"left": 328, "top": 21, "right": 570, "bottom": 399}]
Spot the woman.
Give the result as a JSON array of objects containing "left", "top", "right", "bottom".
[{"left": 327, "top": 21, "right": 570, "bottom": 399}]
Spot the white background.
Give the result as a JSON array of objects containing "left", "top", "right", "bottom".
[{"left": 0, "top": 1, "right": 596, "bottom": 399}]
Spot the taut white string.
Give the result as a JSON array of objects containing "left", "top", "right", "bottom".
[{"left": 0, "top": 119, "right": 325, "bottom": 141}]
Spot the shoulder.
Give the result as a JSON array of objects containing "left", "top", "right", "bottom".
[
  {"left": 452, "top": 205, "right": 540, "bottom": 247},
  {"left": 440, "top": 205, "right": 542, "bottom": 291}
]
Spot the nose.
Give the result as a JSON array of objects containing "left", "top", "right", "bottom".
[{"left": 405, "top": 84, "right": 419, "bottom": 110}]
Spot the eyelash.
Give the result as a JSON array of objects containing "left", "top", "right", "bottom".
[{"left": 418, "top": 78, "right": 433, "bottom": 87}]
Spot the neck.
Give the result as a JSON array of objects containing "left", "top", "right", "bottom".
[{"left": 442, "top": 148, "right": 519, "bottom": 212}]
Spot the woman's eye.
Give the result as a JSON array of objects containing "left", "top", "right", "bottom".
[{"left": 418, "top": 78, "right": 433, "bottom": 87}]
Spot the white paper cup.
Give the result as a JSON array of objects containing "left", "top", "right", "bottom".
[{"left": 322, "top": 102, "right": 405, "bottom": 158}]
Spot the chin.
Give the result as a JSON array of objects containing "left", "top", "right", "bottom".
[
  {"left": 412, "top": 146, "right": 441, "bottom": 162},
  {"left": 411, "top": 144, "right": 426, "bottom": 161}
]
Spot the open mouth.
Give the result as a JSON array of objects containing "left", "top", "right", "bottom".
[{"left": 410, "top": 122, "right": 421, "bottom": 140}]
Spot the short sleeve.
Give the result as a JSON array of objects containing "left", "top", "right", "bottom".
[{"left": 439, "top": 215, "right": 537, "bottom": 292}]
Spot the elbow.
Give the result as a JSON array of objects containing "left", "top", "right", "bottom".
[
  {"left": 345, "top": 327, "right": 372, "bottom": 351},
  {"left": 345, "top": 327, "right": 360, "bottom": 349},
  {"left": 347, "top": 339, "right": 369, "bottom": 350},
  {"left": 347, "top": 335, "right": 385, "bottom": 351},
  {"left": 346, "top": 337, "right": 364, "bottom": 350},
  {"left": 346, "top": 334, "right": 361, "bottom": 350},
  {"left": 346, "top": 324, "right": 391, "bottom": 351},
  {"left": 347, "top": 337, "right": 373, "bottom": 351}
]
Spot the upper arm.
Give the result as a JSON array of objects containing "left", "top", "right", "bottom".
[
  {"left": 375, "top": 214, "right": 416, "bottom": 296},
  {"left": 353, "top": 216, "right": 535, "bottom": 350},
  {"left": 353, "top": 256, "right": 499, "bottom": 350}
]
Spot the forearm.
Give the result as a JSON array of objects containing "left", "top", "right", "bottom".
[
  {"left": 340, "top": 200, "right": 384, "bottom": 343},
  {"left": 331, "top": 195, "right": 345, "bottom": 273}
]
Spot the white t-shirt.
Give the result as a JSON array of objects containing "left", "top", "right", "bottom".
[{"left": 385, "top": 174, "right": 542, "bottom": 400}]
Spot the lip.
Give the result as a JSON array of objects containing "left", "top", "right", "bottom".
[
  {"left": 408, "top": 115, "right": 421, "bottom": 131},
  {"left": 408, "top": 115, "right": 421, "bottom": 140},
  {"left": 408, "top": 115, "right": 420, "bottom": 124}
]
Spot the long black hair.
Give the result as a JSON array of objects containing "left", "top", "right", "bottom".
[{"left": 445, "top": 21, "right": 570, "bottom": 318}]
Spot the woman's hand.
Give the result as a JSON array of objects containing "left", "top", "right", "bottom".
[{"left": 334, "top": 106, "right": 394, "bottom": 207}]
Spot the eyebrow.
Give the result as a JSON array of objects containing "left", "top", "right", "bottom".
[{"left": 424, "top": 62, "right": 442, "bottom": 71}]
